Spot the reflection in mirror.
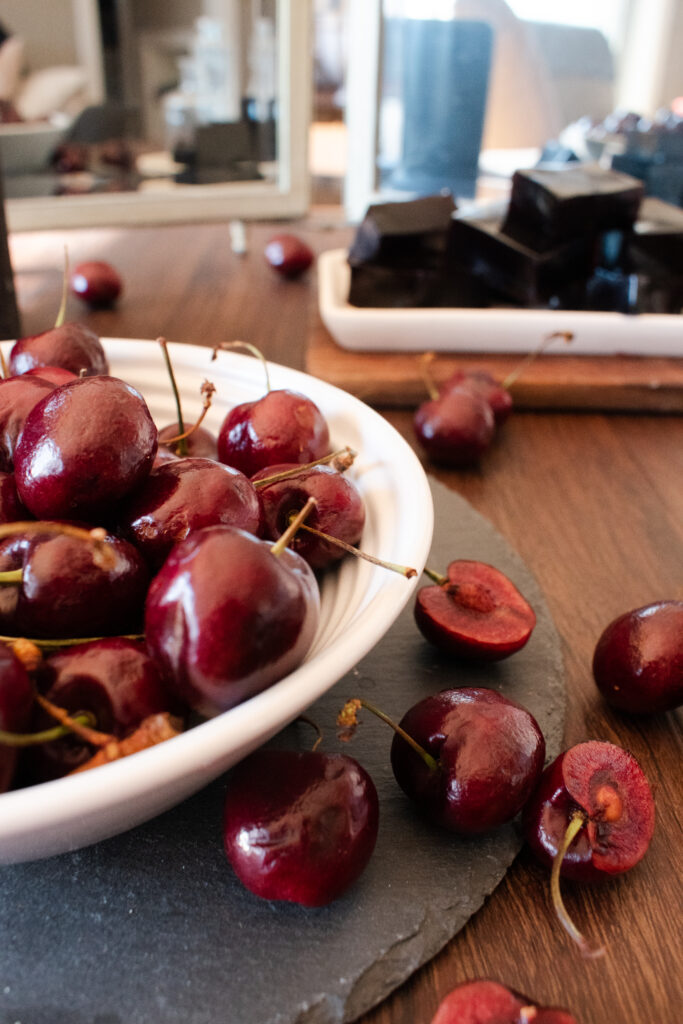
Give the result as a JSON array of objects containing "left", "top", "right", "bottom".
[{"left": 0, "top": 0, "right": 311, "bottom": 229}]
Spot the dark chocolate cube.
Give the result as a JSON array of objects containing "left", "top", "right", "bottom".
[
  {"left": 348, "top": 264, "right": 446, "bottom": 308},
  {"left": 502, "top": 164, "right": 644, "bottom": 242},
  {"left": 574, "top": 267, "right": 683, "bottom": 314},
  {"left": 348, "top": 193, "right": 456, "bottom": 270}
]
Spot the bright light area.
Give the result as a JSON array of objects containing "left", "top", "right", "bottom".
[{"left": 506, "top": 0, "right": 627, "bottom": 48}]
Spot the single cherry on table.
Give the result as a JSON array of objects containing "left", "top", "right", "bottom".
[
  {"left": 70, "top": 260, "right": 122, "bottom": 307},
  {"left": 264, "top": 233, "right": 314, "bottom": 278}
]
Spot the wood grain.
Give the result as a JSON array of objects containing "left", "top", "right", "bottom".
[{"left": 7, "top": 215, "right": 683, "bottom": 1024}]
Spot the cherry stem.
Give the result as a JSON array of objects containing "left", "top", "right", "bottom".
[
  {"left": 159, "top": 380, "right": 216, "bottom": 447},
  {"left": 501, "top": 331, "right": 574, "bottom": 391},
  {"left": 0, "top": 711, "right": 98, "bottom": 747},
  {"left": 296, "top": 521, "right": 417, "bottom": 578},
  {"left": 0, "top": 568, "right": 23, "bottom": 585},
  {"left": 0, "top": 522, "right": 117, "bottom": 571},
  {"left": 252, "top": 447, "right": 357, "bottom": 489},
  {"left": 423, "top": 566, "right": 447, "bottom": 585},
  {"left": 55, "top": 245, "right": 69, "bottom": 328},
  {"left": 297, "top": 714, "right": 323, "bottom": 752},
  {"left": 0, "top": 632, "right": 144, "bottom": 650},
  {"left": 158, "top": 337, "right": 188, "bottom": 456},
  {"left": 211, "top": 340, "right": 271, "bottom": 393},
  {"left": 550, "top": 810, "right": 606, "bottom": 959},
  {"left": 36, "top": 693, "right": 113, "bottom": 747},
  {"left": 418, "top": 352, "right": 440, "bottom": 401},
  {"left": 0, "top": 347, "right": 8, "bottom": 379},
  {"left": 337, "top": 697, "right": 439, "bottom": 772},
  {"left": 270, "top": 497, "right": 317, "bottom": 557}
]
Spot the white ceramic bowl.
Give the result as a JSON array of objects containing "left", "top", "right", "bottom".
[{"left": 0, "top": 340, "right": 433, "bottom": 863}]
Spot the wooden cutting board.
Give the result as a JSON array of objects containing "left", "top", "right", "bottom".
[{"left": 306, "top": 316, "right": 683, "bottom": 412}]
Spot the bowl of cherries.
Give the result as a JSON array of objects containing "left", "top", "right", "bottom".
[{"left": 0, "top": 335, "right": 433, "bottom": 864}]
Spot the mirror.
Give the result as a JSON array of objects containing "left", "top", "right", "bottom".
[{"left": 0, "top": 0, "right": 311, "bottom": 230}]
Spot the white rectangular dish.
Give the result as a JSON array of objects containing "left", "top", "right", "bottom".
[{"left": 318, "top": 248, "right": 683, "bottom": 356}]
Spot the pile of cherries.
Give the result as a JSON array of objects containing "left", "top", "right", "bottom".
[{"left": 0, "top": 294, "right": 680, "bottom": 1024}]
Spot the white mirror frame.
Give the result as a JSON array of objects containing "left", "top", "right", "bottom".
[{"left": 5, "top": 0, "right": 311, "bottom": 231}]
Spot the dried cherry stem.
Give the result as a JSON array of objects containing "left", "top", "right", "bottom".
[
  {"left": 69, "top": 712, "right": 183, "bottom": 774},
  {"left": 211, "top": 340, "right": 271, "bottom": 393},
  {"left": 550, "top": 810, "right": 606, "bottom": 959},
  {"left": 0, "top": 632, "right": 144, "bottom": 650},
  {"left": 0, "top": 522, "right": 117, "bottom": 571},
  {"left": 418, "top": 352, "right": 440, "bottom": 401},
  {"left": 295, "top": 521, "right": 417, "bottom": 578},
  {"left": 501, "top": 331, "right": 574, "bottom": 390},
  {"left": 297, "top": 714, "right": 323, "bottom": 752},
  {"left": 36, "top": 693, "right": 113, "bottom": 747},
  {"left": 253, "top": 447, "right": 357, "bottom": 488},
  {"left": 55, "top": 245, "right": 69, "bottom": 328},
  {"left": 158, "top": 336, "right": 189, "bottom": 456},
  {"left": 159, "top": 380, "right": 216, "bottom": 446},
  {"left": 337, "top": 697, "right": 439, "bottom": 772},
  {"left": 270, "top": 497, "right": 316, "bottom": 557},
  {"left": 0, "top": 711, "right": 98, "bottom": 747}
]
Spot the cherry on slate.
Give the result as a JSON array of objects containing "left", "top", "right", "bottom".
[
  {"left": 430, "top": 979, "right": 578, "bottom": 1024},
  {"left": 414, "top": 559, "right": 536, "bottom": 661},
  {"left": 592, "top": 599, "right": 683, "bottom": 713}
]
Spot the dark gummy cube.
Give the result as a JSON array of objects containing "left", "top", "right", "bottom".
[
  {"left": 348, "top": 193, "right": 456, "bottom": 270},
  {"left": 630, "top": 196, "right": 683, "bottom": 272}
]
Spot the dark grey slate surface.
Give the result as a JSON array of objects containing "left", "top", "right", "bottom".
[{"left": 0, "top": 478, "right": 565, "bottom": 1024}]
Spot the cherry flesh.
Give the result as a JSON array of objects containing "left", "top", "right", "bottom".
[
  {"left": 414, "top": 385, "right": 495, "bottom": 467},
  {"left": 0, "top": 645, "right": 34, "bottom": 792},
  {"left": 70, "top": 260, "right": 122, "bottom": 307},
  {"left": 388, "top": 687, "right": 545, "bottom": 834},
  {"left": 252, "top": 462, "right": 366, "bottom": 570},
  {"left": 0, "top": 528, "right": 149, "bottom": 639},
  {"left": 119, "top": 457, "right": 262, "bottom": 571},
  {"left": 264, "top": 234, "right": 314, "bottom": 278},
  {"left": 431, "top": 979, "right": 577, "bottom": 1024},
  {"left": 0, "top": 375, "right": 55, "bottom": 472},
  {"left": 9, "top": 323, "right": 109, "bottom": 378},
  {"left": 592, "top": 600, "right": 683, "bottom": 713},
  {"left": 217, "top": 389, "right": 330, "bottom": 477},
  {"left": 28, "top": 638, "right": 173, "bottom": 780},
  {"left": 415, "top": 560, "right": 536, "bottom": 661},
  {"left": 144, "top": 525, "right": 320, "bottom": 717},
  {"left": 223, "top": 748, "right": 379, "bottom": 906},
  {"left": 14, "top": 376, "right": 158, "bottom": 521},
  {"left": 523, "top": 740, "right": 655, "bottom": 883}
]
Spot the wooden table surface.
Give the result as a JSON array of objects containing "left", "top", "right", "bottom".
[{"left": 7, "top": 214, "right": 683, "bottom": 1024}]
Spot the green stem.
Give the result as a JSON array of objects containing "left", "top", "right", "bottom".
[
  {"left": 501, "top": 330, "right": 574, "bottom": 390},
  {"left": 0, "top": 522, "right": 116, "bottom": 571},
  {"left": 55, "top": 246, "right": 69, "bottom": 328},
  {"left": 296, "top": 522, "right": 417, "bottom": 578},
  {"left": 0, "top": 632, "right": 144, "bottom": 650},
  {"left": 253, "top": 447, "right": 357, "bottom": 489},
  {"left": 422, "top": 566, "right": 447, "bottom": 585},
  {"left": 158, "top": 337, "right": 188, "bottom": 456},
  {"left": 0, "top": 568, "right": 23, "bottom": 585},
  {"left": 211, "top": 340, "right": 272, "bottom": 393},
  {"left": 339, "top": 697, "right": 439, "bottom": 772},
  {"left": 0, "top": 712, "right": 97, "bottom": 747},
  {"left": 550, "top": 810, "right": 605, "bottom": 959},
  {"left": 418, "top": 352, "right": 440, "bottom": 401},
  {"left": 270, "top": 497, "right": 317, "bottom": 557}
]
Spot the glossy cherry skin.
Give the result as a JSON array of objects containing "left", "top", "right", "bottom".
[
  {"left": 431, "top": 980, "right": 577, "bottom": 1024},
  {"left": 14, "top": 376, "right": 158, "bottom": 521},
  {"left": 70, "top": 260, "right": 122, "bottom": 307},
  {"left": 443, "top": 369, "right": 513, "bottom": 426},
  {"left": 145, "top": 525, "right": 320, "bottom": 717},
  {"left": 522, "top": 741, "right": 655, "bottom": 882},
  {"left": 414, "top": 386, "right": 495, "bottom": 467},
  {"left": 414, "top": 560, "right": 536, "bottom": 661},
  {"left": 0, "top": 375, "right": 54, "bottom": 472},
  {"left": 9, "top": 323, "right": 109, "bottom": 377},
  {"left": 119, "top": 457, "right": 262, "bottom": 571},
  {"left": 592, "top": 600, "right": 683, "bottom": 713},
  {"left": 0, "top": 471, "right": 28, "bottom": 524},
  {"left": 22, "top": 365, "right": 78, "bottom": 387},
  {"left": 0, "top": 529, "right": 149, "bottom": 639},
  {"left": 390, "top": 687, "right": 545, "bottom": 834},
  {"left": 217, "top": 389, "right": 330, "bottom": 477},
  {"left": 264, "top": 234, "right": 314, "bottom": 278},
  {"left": 252, "top": 462, "right": 365, "bottom": 569},
  {"left": 0, "top": 645, "right": 34, "bottom": 792},
  {"left": 223, "top": 748, "right": 379, "bottom": 906},
  {"left": 157, "top": 423, "right": 218, "bottom": 461},
  {"left": 28, "top": 638, "right": 173, "bottom": 780}
]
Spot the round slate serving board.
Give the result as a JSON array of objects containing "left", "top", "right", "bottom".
[{"left": 0, "top": 478, "right": 565, "bottom": 1024}]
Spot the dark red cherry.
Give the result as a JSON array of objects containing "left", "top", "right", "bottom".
[
  {"left": 442, "top": 369, "right": 513, "bottom": 426},
  {"left": 414, "top": 385, "right": 495, "bottom": 467},
  {"left": 22, "top": 365, "right": 78, "bottom": 387},
  {"left": 0, "top": 374, "right": 55, "bottom": 472},
  {"left": 592, "top": 600, "right": 683, "bottom": 713},
  {"left": 28, "top": 638, "right": 173, "bottom": 780},
  {"left": 14, "top": 376, "right": 158, "bottom": 521},
  {"left": 9, "top": 323, "right": 109, "bottom": 377},
  {"left": 390, "top": 687, "right": 545, "bottom": 834},
  {"left": 119, "top": 457, "right": 262, "bottom": 571},
  {"left": 217, "top": 389, "right": 330, "bottom": 477},
  {"left": 223, "top": 748, "right": 379, "bottom": 906},
  {"left": 70, "top": 260, "right": 122, "bottom": 307},
  {"left": 0, "top": 645, "right": 34, "bottom": 792},
  {"left": 0, "top": 471, "right": 28, "bottom": 524},
  {"left": 414, "top": 560, "right": 536, "bottom": 661},
  {"left": 264, "top": 233, "right": 314, "bottom": 278},
  {"left": 157, "top": 423, "right": 218, "bottom": 461},
  {"left": 252, "top": 462, "right": 365, "bottom": 569},
  {"left": 0, "top": 528, "right": 149, "bottom": 639},
  {"left": 431, "top": 979, "right": 578, "bottom": 1024},
  {"left": 144, "top": 525, "right": 320, "bottom": 716}
]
